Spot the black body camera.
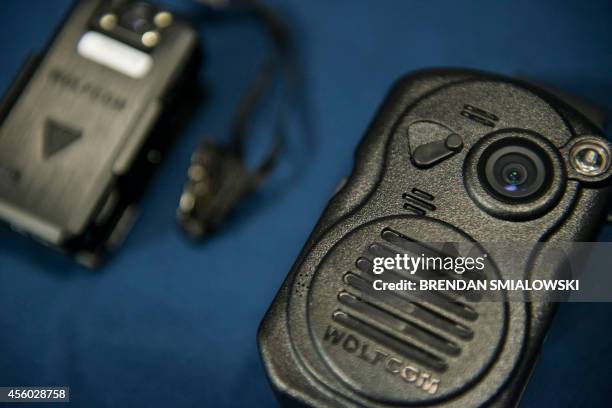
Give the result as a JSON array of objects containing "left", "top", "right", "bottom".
[
  {"left": 0, "top": 0, "right": 200, "bottom": 266},
  {"left": 258, "top": 69, "right": 612, "bottom": 407}
]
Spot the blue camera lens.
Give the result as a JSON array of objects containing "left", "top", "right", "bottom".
[
  {"left": 119, "top": 3, "right": 155, "bottom": 34},
  {"left": 502, "top": 163, "right": 528, "bottom": 191},
  {"left": 482, "top": 140, "right": 550, "bottom": 202}
]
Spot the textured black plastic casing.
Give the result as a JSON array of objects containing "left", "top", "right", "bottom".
[
  {"left": 0, "top": 0, "right": 200, "bottom": 264},
  {"left": 258, "top": 69, "right": 612, "bottom": 407}
]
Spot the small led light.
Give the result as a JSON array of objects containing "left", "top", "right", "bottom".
[
  {"left": 154, "top": 11, "right": 173, "bottom": 28},
  {"left": 570, "top": 139, "right": 610, "bottom": 177},
  {"left": 141, "top": 31, "right": 160, "bottom": 47},
  {"left": 179, "top": 193, "right": 195, "bottom": 212},
  {"left": 188, "top": 165, "right": 206, "bottom": 181},
  {"left": 99, "top": 13, "right": 117, "bottom": 30}
]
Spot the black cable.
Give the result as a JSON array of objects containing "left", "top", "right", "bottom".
[
  {"left": 177, "top": 0, "right": 304, "bottom": 238},
  {"left": 195, "top": 0, "right": 296, "bottom": 186}
]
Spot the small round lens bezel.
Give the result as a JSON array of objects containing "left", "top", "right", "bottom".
[{"left": 464, "top": 130, "right": 566, "bottom": 220}]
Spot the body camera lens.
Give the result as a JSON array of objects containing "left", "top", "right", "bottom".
[{"left": 480, "top": 140, "right": 551, "bottom": 202}]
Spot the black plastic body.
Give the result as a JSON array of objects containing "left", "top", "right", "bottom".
[
  {"left": 0, "top": 0, "right": 200, "bottom": 266},
  {"left": 258, "top": 69, "right": 612, "bottom": 407}
]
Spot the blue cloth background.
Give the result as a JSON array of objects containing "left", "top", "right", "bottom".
[{"left": 1, "top": 0, "right": 611, "bottom": 406}]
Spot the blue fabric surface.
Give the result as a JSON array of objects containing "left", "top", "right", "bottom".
[{"left": 1, "top": 0, "right": 611, "bottom": 406}]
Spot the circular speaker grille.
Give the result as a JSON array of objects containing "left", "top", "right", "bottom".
[{"left": 307, "top": 216, "right": 508, "bottom": 404}]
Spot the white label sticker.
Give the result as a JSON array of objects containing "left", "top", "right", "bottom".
[{"left": 77, "top": 31, "right": 152, "bottom": 79}]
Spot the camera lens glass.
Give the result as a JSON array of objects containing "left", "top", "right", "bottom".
[
  {"left": 502, "top": 164, "right": 528, "bottom": 188},
  {"left": 480, "top": 140, "right": 551, "bottom": 202},
  {"left": 119, "top": 3, "right": 155, "bottom": 34}
]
